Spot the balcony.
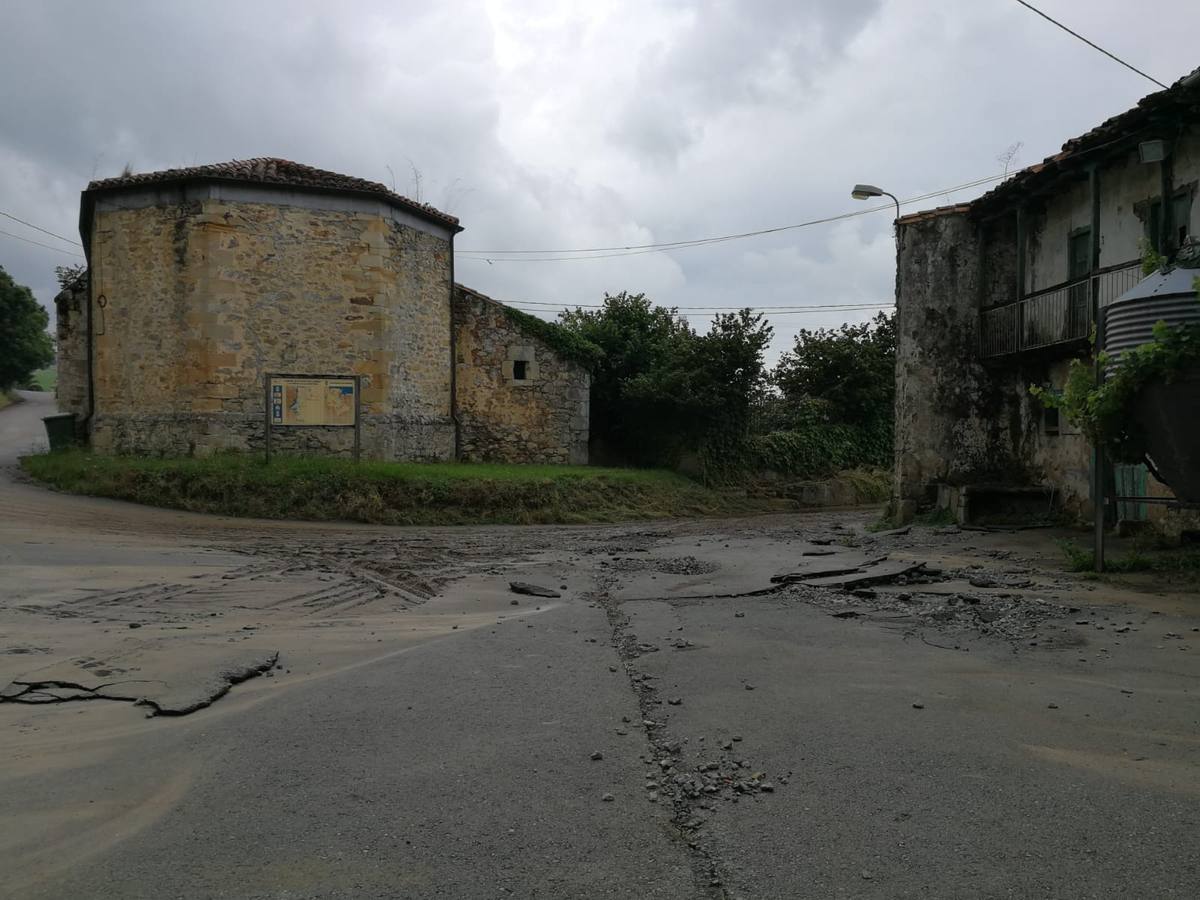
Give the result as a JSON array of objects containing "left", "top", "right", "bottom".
[{"left": 979, "top": 260, "right": 1143, "bottom": 358}]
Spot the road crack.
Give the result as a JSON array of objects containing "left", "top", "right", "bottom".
[{"left": 595, "top": 577, "right": 779, "bottom": 900}]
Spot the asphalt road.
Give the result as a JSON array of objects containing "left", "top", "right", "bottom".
[{"left": 2, "top": 391, "right": 1198, "bottom": 899}]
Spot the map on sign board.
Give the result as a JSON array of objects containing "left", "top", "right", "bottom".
[{"left": 270, "top": 377, "right": 356, "bottom": 427}]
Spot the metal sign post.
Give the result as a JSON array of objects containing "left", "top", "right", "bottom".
[{"left": 264, "top": 373, "right": 361, "bottom": 464}]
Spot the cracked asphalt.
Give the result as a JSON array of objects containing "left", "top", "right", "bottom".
[{"left": 2, "top": 391, "right": 1199, "bottom": 899}]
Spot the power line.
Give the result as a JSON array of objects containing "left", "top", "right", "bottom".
[
  {"left": 455, "top": 172, "right": 1012, "bottom": 260},
  {"left": 506, "top": 304, "right": 892, "bottom": 317},
  {"left": 1013, "top": 0, "right": 1168, "bottom": 90},
  {"left": 1, "top": 170, "right": 1008, "bottom": 268},
  {"left": 507, "top": 299, "right": 893, "bottom": 311},
  {"left": 0, "top": 210, "right": 82, "bottom": 247},
  {"left": 512, "top": 309, "right": 893, "bottom": 319},
  {"left": 0, "top": 228, "right": 85, "bottom": 258}
]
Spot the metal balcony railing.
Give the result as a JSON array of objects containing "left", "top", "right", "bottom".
[{"left": 979, "top": 260, "right": 1143, "bottom": 358}]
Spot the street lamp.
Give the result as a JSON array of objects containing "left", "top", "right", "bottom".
[{"left": 851, "top": 183, "right": 900, "bottom": 222}]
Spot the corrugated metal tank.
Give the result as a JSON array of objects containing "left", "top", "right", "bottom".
[
  {"left": 1103, "top": 266, "right": 1200, "bottom": 363},
  {"left": 1102, "top": 262, "right": 1200, "bottom": 503}
]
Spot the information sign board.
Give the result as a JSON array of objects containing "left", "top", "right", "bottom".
[
  {"left": 264, "top": 374, "right": 361, "bottom": 463},
  {"left": 270, "top": 377, "right": 357, "bottom": 427}
]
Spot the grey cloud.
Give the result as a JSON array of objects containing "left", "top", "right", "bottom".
[{"left": 1, "top": 0, "right": 1196, "bottom": 362}]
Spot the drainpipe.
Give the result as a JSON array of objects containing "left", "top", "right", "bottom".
[
  {"left": 1015, "top": 206, "right": 1026, "bottom": 302},
  {"left": 1015, "top": 206, "right": 1026, "bottom": 351},
  {"left": 447, "top": 234, "right": 462, "bottom": 460},
  {"left": 1088, "top": 164, "right": 1102, "bottom": 323},
  {"left": 82, "top": 199, "right": 95, "bottom": 438},
  {"left": 1088, "top": 162, "right": 1106, "bottom": 569},
  {"left": 1159, "top": 142, "right": 1175, "bottom": 259}
]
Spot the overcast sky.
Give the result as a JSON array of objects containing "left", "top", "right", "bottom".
[{"left": 1, "top": 0, "right": 1196, "bottom": 361}]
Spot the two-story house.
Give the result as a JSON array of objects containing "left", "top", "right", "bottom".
[{"left": 892, "top": 65, "right": 1199, "bottom": 525}]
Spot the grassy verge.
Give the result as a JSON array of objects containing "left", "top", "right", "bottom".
[
  {"left": 30, "top": 367, "right": 56, "bottom": 392},
  {"left": 1058, "top": 538, "right": 1200, "bottom": 575},
  {"left": 21, "top": 450, "right": 780, "bottom": 526}
]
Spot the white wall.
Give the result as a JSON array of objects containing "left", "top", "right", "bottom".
[{"left": 1024, "top": 125, "right": 1200, "bottom": 294}]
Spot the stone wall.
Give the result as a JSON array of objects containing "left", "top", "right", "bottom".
[
  {"left": 893, "top": 210, "right": 1029, "bottom": 520},
  {"left": 84, "top": 190, "right": 455, "bottom": 459},
  {"left": 453, "top": 286, "right": 590, "bottom": 464},
  {"left": 54, "top": 275, "right": 88, "bottom": 422},
  {"left": 895, "top": 212, "right": 1099, "bottom": 522}
]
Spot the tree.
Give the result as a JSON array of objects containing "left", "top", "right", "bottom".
[
  {"left": 55, "top": 263, "right": 86, "bottom": 290},
  {"left": 560, "top": 292, "right": 694, "bottom": 464},
  {"left": 0, "top": 265, "right": 54, "bottom": 390},
  {"left": 771, "top": 311, "right": 895, "bottom": 429},
  {"left": 559, "top": 293, "right": 772, "bottom": 469}
]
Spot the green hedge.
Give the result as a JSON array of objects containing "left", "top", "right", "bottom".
[{"left": 746, "top": 422, "right": 892, "bottom": 479}]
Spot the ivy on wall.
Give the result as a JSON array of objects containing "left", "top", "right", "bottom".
[{"left": 498, "top": 305, "right": 604, "bottom": 370}]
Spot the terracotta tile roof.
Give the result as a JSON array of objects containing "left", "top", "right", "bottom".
[
  {"left": 86, "top": 157, "right": 460, "bottom": 229},
  {"left": 896, "top": 203, "right": 972, "bottom": 226}
]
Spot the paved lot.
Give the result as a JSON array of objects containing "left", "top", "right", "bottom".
[{"left": 2, "top": 391, "right": 1198, "bottom": 899}]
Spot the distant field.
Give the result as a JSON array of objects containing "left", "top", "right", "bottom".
[
  {"left": 30, "top": 367, "right": 57, "bottom": 391},
  {"left": 22, "top": 451, "right": 781, "bottom": 526}
]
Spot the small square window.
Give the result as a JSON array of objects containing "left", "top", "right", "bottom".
[{"left": 512, "top": 360, "right": 528, "bottom": 381}]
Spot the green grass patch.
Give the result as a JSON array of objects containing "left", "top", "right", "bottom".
[
  {"left": 21, "top": 450, "right": 776, "bottom": 526},
  {"left": 1054, "top": 538, "right": 1200, "bottom": 574},
  {"left": 837, "top": 468, "right": 891, "bottom": 505},
  {"left": 29, "top": 367, "right": 56, "bottom": 391}
]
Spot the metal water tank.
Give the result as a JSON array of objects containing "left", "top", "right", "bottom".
[
  {"left": 1102, "top": 260, "right": 1200, "bottom": 503},
  {"left": 1104, "top": 265, "right": 1200, "bottom": 364}
]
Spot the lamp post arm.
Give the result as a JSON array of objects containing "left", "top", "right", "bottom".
[{"left": 881, "top": 191, "right": 901, "bottom": 222}]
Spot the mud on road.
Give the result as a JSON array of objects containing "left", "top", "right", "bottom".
[{"left": 3, "top": 392, "right": 1199, "bottom": 899}]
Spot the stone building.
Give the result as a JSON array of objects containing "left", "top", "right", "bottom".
[
  {"left": 893, "top": 67, "right": 1199, "bottom": 524},
  {"left": 453, "top": 285, "right": 590, "bottom": 465},
  {"left": 56, "top": 158, "right": 590, "bottom": 464}
]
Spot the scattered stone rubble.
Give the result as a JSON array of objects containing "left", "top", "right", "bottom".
[
  {"left": 784, "top": 562, "right": 1076, "bottom": 645},
  {"left": 605, "top": 555, "right": 721, "bottom": 576}
]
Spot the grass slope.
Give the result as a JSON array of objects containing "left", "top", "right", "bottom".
[{"left": 22, "top": 451, "right": 775, "bottom": 526}]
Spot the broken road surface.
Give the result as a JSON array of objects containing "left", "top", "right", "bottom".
[{"left": 2, "top": 392, "right": 1199, "bottom": 899}]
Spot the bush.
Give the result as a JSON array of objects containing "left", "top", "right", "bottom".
[
  {"left": 559, "top": 293, "right": 772, "bottom": 472},
  {"left": 747, "top": 420, "right": 892, "bottom": 479}
]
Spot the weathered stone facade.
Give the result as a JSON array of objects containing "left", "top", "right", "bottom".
[
  {"left": 59, "top": 159, "right": 590, "bottom": 464},
  {"left": 893, "top": 210, "right": 1096, "bottom": 521},
  {"left": 454, "top": 286, "right": 590, "bottom": 464},
  {"left": 54, "top": 274, "right": 89, "bottom": 425},
  {"left": 894, "top": 70, "right": 1200, "bottom": 525}
]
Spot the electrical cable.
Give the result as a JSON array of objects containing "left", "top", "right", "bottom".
[
  {"left": 1013, "top": 0, "right": 1168, "bottom": 89},
  {"left": 0, "top": 211, "right": 82, "bottom": 247},
  {"left": 455, "top": 172, "right": 1011, "bottom": 259},
  {"left": 506, "top": 299, "right": 893, "bottom": 311},
  {"left": 0, "top": 228, "right": 85, "bottom": 258}
]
